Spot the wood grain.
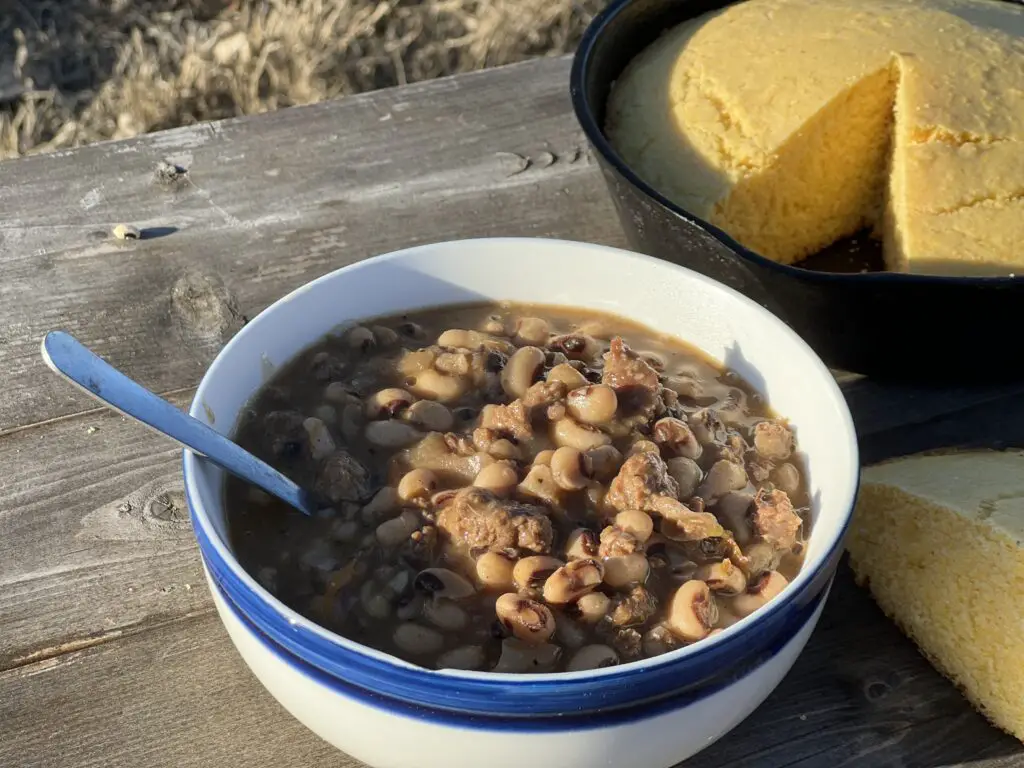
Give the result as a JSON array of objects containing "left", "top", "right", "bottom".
[
  {"left": 0, "top": 391, "right": 208, "bottom": 670},
  {"left": 0, "top": 57, "right": 622, "bottom": 434},
  {"left": 1, "top": 562, "right": 1019, "bottom": 768}
]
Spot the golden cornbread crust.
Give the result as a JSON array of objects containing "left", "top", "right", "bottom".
[
  {"left": 847, "top": 449, "right": 1024, "bottom": 742},
  {"left": 606, "top": 0, "right": 1024, "bottom": 276}
]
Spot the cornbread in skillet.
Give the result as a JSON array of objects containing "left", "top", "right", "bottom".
[
  {"left": 605, "top": 0, "right": 1024, "bottom": 276},
  {"left": 846, "top": 450, "right": 1024, "bottom": 741}
]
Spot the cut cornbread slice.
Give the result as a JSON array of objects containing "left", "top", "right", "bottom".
[
  {"left": 847, "top": 450, "right": 1024, "bottom": 741},
  {"left": 605, "top": 0, "right": 1024, "bottom": 275}
]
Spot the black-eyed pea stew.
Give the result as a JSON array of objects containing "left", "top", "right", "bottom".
[{"left": 227, "top": 303, "right": 810, "bottom": 674}]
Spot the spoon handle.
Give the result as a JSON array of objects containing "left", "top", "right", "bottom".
[{"left": 41, "top": 331, "right": 317, "bottom": 516}]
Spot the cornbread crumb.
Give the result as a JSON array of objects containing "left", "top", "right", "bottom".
[{"left": 847, "top": 450, "right": 1024, "bottom": 741}]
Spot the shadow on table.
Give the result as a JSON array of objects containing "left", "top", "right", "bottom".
[{"left": 679, "top": 557, "right": 1023, "bottom": 768}]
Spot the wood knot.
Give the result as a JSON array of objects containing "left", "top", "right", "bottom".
[
  {"left": 147, "top": 491, "right": 188, "bottom": 524},
  {"left": 154, "top": 159, "right": 190, "bottom": 189},
  {"left": 79, "top": 477, "right": 192, "bottom": 543},
  {"left": 170, "top": 270, "right": 245, "bottom": 349},
  {"left": 863, "top": 679, "right": 892, "bottom": 702}
]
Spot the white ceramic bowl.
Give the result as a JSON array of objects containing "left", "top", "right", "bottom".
[{"left": 183, "top": 237, "right": 859, "bottom": 768}]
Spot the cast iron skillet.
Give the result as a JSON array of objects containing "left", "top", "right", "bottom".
[{"left": 570, "top": 0, "right": 1024, "bottom": 383}]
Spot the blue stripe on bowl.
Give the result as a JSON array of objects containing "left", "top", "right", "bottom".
[
  {"left": 186, "top": 469, "right": 848, "bottom": 718},
  {"left": 212, "top": 570, "right": 827, "bottom": 731}
]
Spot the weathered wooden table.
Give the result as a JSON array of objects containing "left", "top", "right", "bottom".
[{"left": 2, "top": 55, "right": 1023, "bottom": 768}]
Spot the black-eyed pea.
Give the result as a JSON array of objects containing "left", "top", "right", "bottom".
[
  {"left": 414, "top": 567, "right": 477, "bottom": 600},
  {"left": 667, "top": 580, "right": 718, "bottom": 642},
  {"left": 408, "top": 369, "right": 467, "bottom": 403},
  {"left": 398, "top": 347, "right": 436, "bottom": 375},
  {"left": 324, "top": 381, "right": 358, "bottom": 405},
  {"left": 360, "top": 581, "right": 392, "bottom": 620},
  {"left": 314, "top": 404, "right": 338, "bottom": 425},
  {"left": 513, "top": 317, "right": 550, "bottom": 346},
  {"left": 302, "top": 417, "right": 336, "bottom": 460},
  {"left": 487, "top": 439, "right": 522, "bottom": 461},
  {"left": 602, "top": 553, "right": 650, "bottom": 588},
  {"left": 422, "top": 599, "right": 469, "bottom": 631},
  {"left": 566, "top": 644, "right": 619, "bottom": 672},
  {"left": 666, "top": 457, "right": 703, "bottom": 499},
  {"left": 365, "top": 419, "right": 423, "bottom": 448},
  {"left": 393, "top": 623, "right": 444, "bottom": 656},
  {"left": 396, "top": 593, "right": 425, "bottom": 621},
  {"left": 331, "top": 519, "right": 360, "bottom": 543},
  {"left": 689, "top": 408, "right": 726, "bottom": 445},
  {"left": 575, "top": 591, "right": 611, "bottom": 624},
  {"left": 365, "top": 388, "right": 417, "bottom": 420},
  {"left": 549, "top": 332, "right": 600, "bottom": 361},
  {"left": 583, "top": 480, "right": 605, "bottom": 511},
  {"left": 546, "top": 363, "right": 588, "bottom": 390},
  {"left": 551, "top": 417, "right": 612, "bottom": 451},
  {"left": 652, "top": 417, "right": 702, "bottom": 460},
  {"left": 639, "top": 350, "right": 667, "bottom": 371},
  {"left": 715, "top": 491, "right": 755, "bottom": 544},
  {"left": 361, "top": 487, "right": 399, "bottom": 524},
  {"left": 555, "top": 615, "right": 588, "bottom": 649},
  {"left": 402, "top": 399, "right": 454, "bottom": 432},
  {"left": 512, "top": 555, "right": 564, "bottom": 593},
  {"left": 614, "top": 510, "right": 654, "bottom": 543},
  {"left": 480, "top": 314, "right": 510, "bottom": 336},
  {"left": 626, "top": 439, "right": 660, "bottom": 457},
  {"left": 663, "top": 374, "right": 703, "bottom": 399},
  {"left": 564, "top": 528, "right": 600, "bottom": 560},
  {"left": 371, "top": 325, "right": 399, "bottom": 347},
  {"left": 473, "top": 461, "right": 519, "bottom": 496},
  {"left": 731, "top": 571, "right": 789, "bottom": 618},
  {"left": 501, "top": 346, "right": 546, "bottom": 399},
  {"left": 697, "top": 459, "right": 749, "bottom": 501},
  {"left": 375, "top": 510, "right": 420, "bottom": 547},
  {"left": 550, "top": 447, "right": 588, "bottom": 491},
  {"left": 770, "top": 462, "right": 801, "bottom": 495},
  {"left": 694, "top": 559, "right": 747, "bottom": 595},
  {"left": 492, "top": 638, "right": 561, "bottom": 673},
  {"left": 340, "top": 402, "right": 364, "bottom": 442},
  {"left": 397, "top": 468, "right": 439, "bottom": 502},
  {"left": 495, "top": 593, "right": 556, "bottom": 644},
  {"left": 566, "top": 384, "right": 618, "bottom": 425},
  {"left": 532, "top": 449, "right": 555, "bottom": 467},
  {"left": 642, "top": 624, "right": 681, "bottom": 657},
  {"left": 345, "top": 325, "right": 376, "bottom": 353},
  {"left": 474, "top": 551, "right": 515, "bottom": 591},
  {"left": 437, "top": 328, "right": 488, "bottom": 349},
  {"left": 584, "top": 445, "right": 624, "bottom": 481},
  {"left": 542, "top": 558, "right": 604, "bottom": 604},
  {"left": 517, "top": 464, "right": 562, "bottom": 508},
  {"left": 436, "top": 645, "right": 487, "bottom": 671}
]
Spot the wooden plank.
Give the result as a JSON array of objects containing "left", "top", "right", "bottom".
[
  {"left": 0, "top": 392, "right": 208, "bottom": 670},
  {"left": 1, "top": 562, "right": 1019, "bottom": 768},
  {"left": 0, "top": 57, "right": 623, "bottom": 434}
]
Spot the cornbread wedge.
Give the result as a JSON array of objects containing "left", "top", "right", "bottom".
[{"left": 847, "top": 449, "right": 1024, "bottom": 740}]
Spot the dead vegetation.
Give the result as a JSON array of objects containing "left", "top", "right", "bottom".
[{"left": 0, "top": 0, "right": 606, "bottom": 161}]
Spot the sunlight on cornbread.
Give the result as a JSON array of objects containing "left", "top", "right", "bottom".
[
  {"left": 606, "top": 0, "right": 1024, "bottom": 276},
  {"left": 847, "top": 451, "right": 1024, "bottom": 741}
]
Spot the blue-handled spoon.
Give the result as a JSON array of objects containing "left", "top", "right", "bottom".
[{"left": 41, "top": 331, "right": 319, "bottom": 516}]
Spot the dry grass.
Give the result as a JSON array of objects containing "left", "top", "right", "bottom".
[{"left": 0, "top": 0, "right": 606, "bottom": 161}]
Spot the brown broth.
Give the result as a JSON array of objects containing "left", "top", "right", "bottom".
[{"left": 226, "top": 302, "right": 810, "bottom": 673}]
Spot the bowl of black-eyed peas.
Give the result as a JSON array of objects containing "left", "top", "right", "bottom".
[{"left": 183, "top": 237, "right": 859, "bottom": 768}]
